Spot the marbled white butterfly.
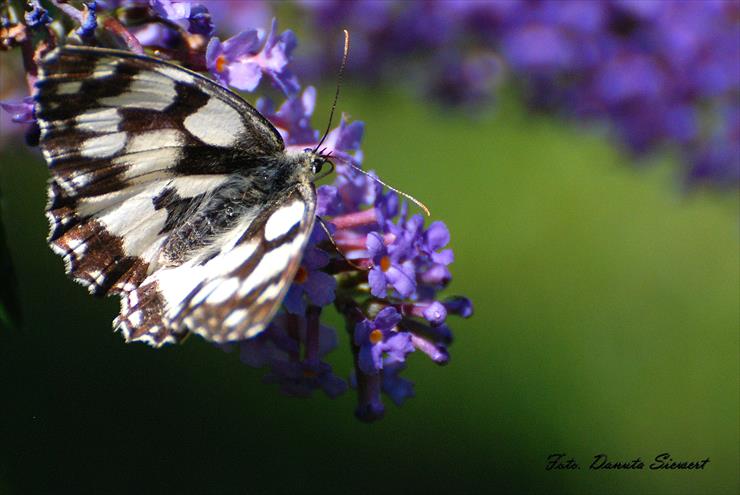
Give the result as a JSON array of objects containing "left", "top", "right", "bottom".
[{"left": 35, "top": 45, "right": 335, "bottom": 346}]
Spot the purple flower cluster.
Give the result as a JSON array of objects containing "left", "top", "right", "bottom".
[
  {"left": 243, "top": 77, "right": 470, "bottom": 420},
  {"left": 296, "top": 0, "right": 739, "bottom": 189},
  {"left": 0, "top": 0, "right": 471, "bottom": 422}
]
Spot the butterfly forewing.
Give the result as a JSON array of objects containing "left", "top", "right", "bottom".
[{"left": 36, "top": 46, "right": 316, "bottom": 346}]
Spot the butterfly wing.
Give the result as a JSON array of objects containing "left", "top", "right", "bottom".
[
  {"left": 35, "top": 46, "right": 300, "bottom": 345},
  {"left": 116, "top": 185, "right": 317, "bottom": 344}
]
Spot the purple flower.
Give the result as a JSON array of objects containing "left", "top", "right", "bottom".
[
  {"left": 595, "top": 54, "right": 664, "bottom": 105},
  {"left": 151, "top": 0, "right": 191, "bottom": 21},
  {"left": 316, "top": 185, "right": 341, "bottom": 217},
  {"left": 297, "top": 0, "right": 740, "bottom": 189},
  {"left": 421, "top": 221, "right": 454, "bottom": 265},
  {"left": 76, "top": 2, "right": 98, "bottom": 40},
  {"left": 206, "top": 18, "right": 299, "bottom": 95},
  {"left": 432, "top": 52, "right": 501, "bottom": 107},
  {"left": 366, "top": 231, "right": 416, "bottom": 298},
  {"left": 0, "top": 97, "right": 35, "bottom": 124},
  {"left": 187, "top": 4, "right": 214, "bottom": 37},
  {"left": 381, "top": 362, "right": 415, "bottom": 406},
  {"left": 328, "top": 164, "right": 372, "bottom": 216},
  {"left": 283, "top": 234, "right": 336, "bottom": 315},
  {"left": 503, "top": 23, "right": 575, "bottom": 74},
  {"left": 401, "top": 301, "right": 447, "bottom": 326},
  {"left": 200, "top": 0, "right": 272, "bottom": 35},
  {"left": 444, "top": 296, "right": 474, "bottom": 319},
  {"left": 353, "top": 307, "right": 413, "bottom": 375},
  {"left": 367, "top": 172, "right": 399, "bottom": 226},
  {"left": 239, "top": 313, "right": 347, "bottom": 398},
  {"left": 265, "top": 359, "right": 347, "bottom": 398},
  {"left": 410, "top": 332, "right": 449, "bottom": 365},
  {"left": 25, "top": 0, "right": 51, "bottom": 28},
  {"left": 257, "top": 86, "right": 319, "bottom": 145},
  {"left": 321, "top": 116, "right": 364, "bottom": 157}
]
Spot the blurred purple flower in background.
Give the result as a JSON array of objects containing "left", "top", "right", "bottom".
[{"left": 297, "top": 0, "right": 740, "bottom": 189}]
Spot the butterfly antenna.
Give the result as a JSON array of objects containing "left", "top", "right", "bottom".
[
  {"left": 347, "top": 163, "right": 431, "bottom": 216},
  {"left": 316, "top": 216, "right": 368, "bottom": 271},
  {"left": 313, "top": 29, "right": 350, "bottom": 153}
]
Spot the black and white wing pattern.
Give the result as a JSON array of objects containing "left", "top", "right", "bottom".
[{"left": 36, "top": 46, "right": 316, "bottom": 346}]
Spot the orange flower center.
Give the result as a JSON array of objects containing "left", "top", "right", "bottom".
[
  {"left": 294, "top": 266, "right": 308, "bottom": 284},
  {"left": 379, "top": 255, "right": 392, "bottom": 272},
  {"left": 302, "top": 368, "right": 318, "bottom": 378},
  {"left": 215, "top": 54, "right": 227, "bottom": 73},
  {"left": 369, "top": 329, "right": 384, "bottom": 344}
]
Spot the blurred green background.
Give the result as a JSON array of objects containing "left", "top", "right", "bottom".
[{"left": 0, "top": 84, "right": 738, "bottom": 495}]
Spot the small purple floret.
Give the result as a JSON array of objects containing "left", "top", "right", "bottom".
[
  {"left": 257, "top": 86, "right": 319, "bottom": 145},
  {"left": 366, "top": 232, "right": 416, "bottom": 298},
  {"left": 206, "top": 18, "right": 299, "bottom": 96},
  {"left": 76, "top": 2, "right": 98, "bottom": 39},
  {"left": 283, "top": 240, "right": 337, "bottom": 315},
  {"left": 354, "top": 307, "right": 413, "bottom": 375},
  {"left": 25, "top": 0, "right": 51, "bottom": 27},
  {"left": 0, "top": 97, "right": 35, "bottom": 124}
]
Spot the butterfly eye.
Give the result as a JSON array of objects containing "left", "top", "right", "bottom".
[{"left": 312, "top": 157, "right": 324, "bottom": 175}]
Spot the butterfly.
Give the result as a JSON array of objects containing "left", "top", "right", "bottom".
[{"left": 35, "top": 45, "right": 333, "bottom": 346}]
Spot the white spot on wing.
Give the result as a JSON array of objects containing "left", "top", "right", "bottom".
[
  {"left": 256, "top": 283, "right": 282, "bottom": 304},
  {"left": 238, "top": 233, "right": 306, "bottom": 297},
  {"left": 57, "top": 81, "right": 82, "bottom": 95},
  {"left": 80, "top": 132, "right": 127, "bottom": 158},
  {"left": 66, "top": 238, "right": 87, "bottom": 256},
  {"left": 129, "top": 310, "right": 143, "bottom": 327},
  {"left": 155, "top": 66, "right": 195, "bottom": 84},
  {"left": 264, "top": 201, "right": 305, "bottom": 241},
  {"left": 164, "top": 175, "right": 229, "bottom": 198},
  {"left": 183, "top": 98, "right": 245, "bottom": 147},
  {"left": 92, "top": 57, "right": 120, "bottom": 78},
  {"left": 244, "top": 324, "right": 267, "bottom": 339},
  {"left": 168, "top": 237, "right": 258, "bottom": 313},
  {"left": 206, "top": 241, "right": 258, "bottom": 274},
  {"left": 96, "top": 194, "right": 167, "bottom": 256},
  {"left": 116, "top": 148, "right": 182, "bottom": 181},
  {"left": 190, "top": 279, "right": 221, "bottom": 308},
  {"left": 89, "top": 270, "right": 106, "bottom": 285},
  {"left": 224, "top": 309, "right": 248, "bottom": 327},
  {"left": 153, "top": 261, "right": 208, "bottom": 316},
  {"left": 126, "top": 130, "right": 184, "bottom": 154},
  {"left": 75, "top": 108, "right": 121, "bottom": 133},
  {"left": 99, "top": 74, "right": 177, "bottom": 111},
  {"left": 206, "top": 277, "right": 240, "bottom": 304}
]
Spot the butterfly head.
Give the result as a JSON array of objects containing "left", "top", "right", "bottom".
[{"left": 304, "top": 148, "right": 334, "bottom": 181}]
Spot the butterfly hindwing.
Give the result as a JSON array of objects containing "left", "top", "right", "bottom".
[
  {"left": 35, "top": 46, "right": 315, "bottom": 345},
  {"left": 115, "top": 185, "right": 316, "bottom": 345}
]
